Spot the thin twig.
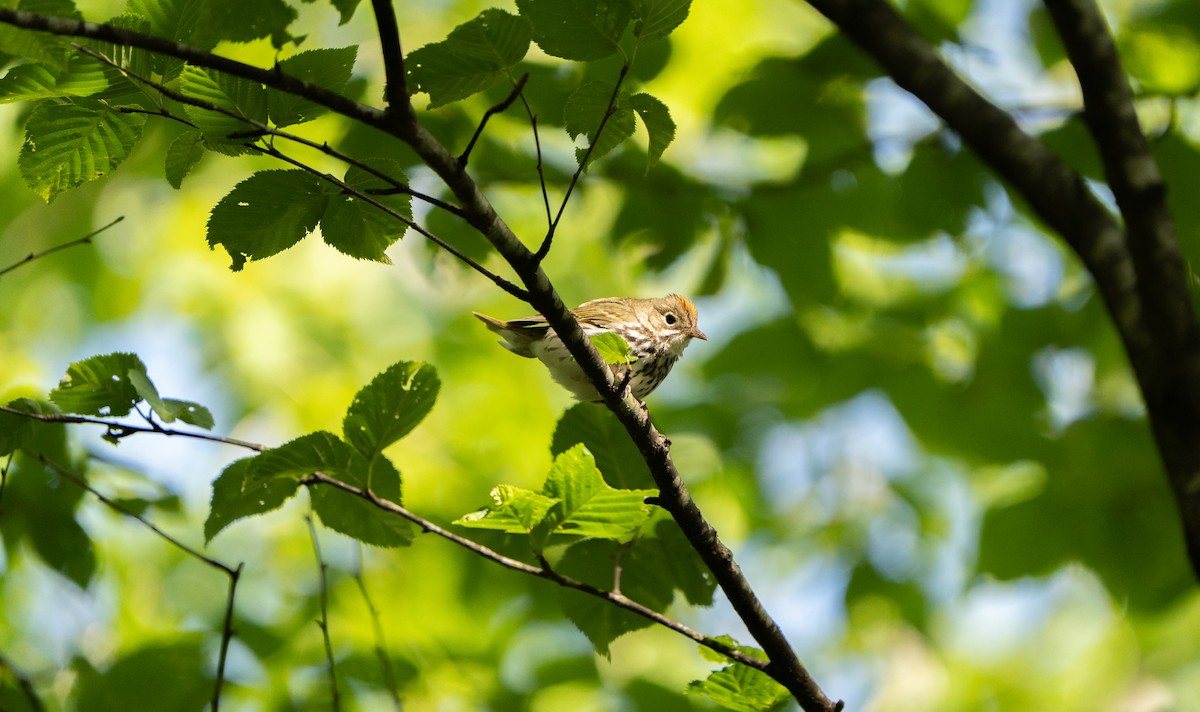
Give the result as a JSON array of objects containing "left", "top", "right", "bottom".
[
  {"left": 0, "top": 216, "right": 124, "bottom": 280},
  {"left": 353, "top": 544, "right": 403, "bottom": 710},
  {"left": 0, "top": 655, "right": 46, "bottom": 712},
  {"left": 299, "top": 472, "right": 766, "bottom": 671},
  {"left": 518, "top": 92, "right": 554, "bottom": 228},
  {"left": 306, "top": 515, "right": 341, "bottom": 711},
  {"left": 535, "top": 63, "right": 630, "bottom": 262},
  {"left": 459, "top": 73, "right": 529, "bottom": 168},
  {"left": 0, "top": 406, "right": 266, "bottom": 452},
  {"left": 0, "top": 452, "right": 12, "bottom": 510},
  {"left": 35, "top": 455, "right": 242, "bottom": 711}
]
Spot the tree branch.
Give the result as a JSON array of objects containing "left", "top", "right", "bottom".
[
  {"left": 0, "top": 216, "right": 124, "bottom": 280},
  {"left": 0, "top": 655, "right": 45, "bottom": 712},
  {"left": 370, "top": 0, "right": 412, "bottom": 124},
  {"left": 298, "top": 472, "right": 770, "bottom": 671},
  {"left": 0, "top": 405, "right": 266, "bottom": 451},
  {"left": 1041, "top": 0, "right": 1200, "bottom": 571},
  {"left": 459, "top": 73, "right": 528, "bottom": 168}
]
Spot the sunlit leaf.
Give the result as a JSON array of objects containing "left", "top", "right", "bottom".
[
  {"left": 454, "top": 483, "right": 558, "bottom": 532},
  {"left": 180, "top": 65, "right": 267, "bottom": 150},
  {"left": 267, "top": 46, "right": 357, "bottom": 126},
  {"left": 164, "top": 130, "right": 205, "bottom": 188},
  {"left": 48, "top": 352, "right": 144, "bottom": 417},
  {"left": 18, "top": 99, "right": 145, "bottom": 201},
  {"left": 535, "top": 444, "right": 655, "bottom": 545},
  {"left": 342, "top": 360, "right": 439, "bottom": 459}
]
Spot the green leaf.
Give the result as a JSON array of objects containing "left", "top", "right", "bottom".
[
  {"left": 128, "top": 0, "right": 219, "bottom": 76},
  {"left": 267, "top": 46, "right": 357, "bottom": 127},
  {"left": 454, "top": 483, "right": 559, "bottom": 532},
  {"left": 245, "top": 431, "right": 350, "bottom": 485},
  {"left": 407, "top": 9, "right": 531, "bottom": 108},
  {"left": 204, "top": 458, "right": 300, "bottom": 542},
  {"left": 330, "top": 0, "right": 362, "bottom": 25},
  {"left": 557, "top": 539, "right": 659, "bottom": 654},
  {"left": 206, "top": 169, "right": 329, "bottom": 271},
  {"left": 0, "top": 53, "right": 109, "bottom": 103},
  {"left": 516, "top": 0, "right": 632, "bottom": 61},
  {"left": 208, "top": 0, "right": 298, "bottom": 46},
  {"left": 164, "top": 130, "right": 205, "bottom": 189},
  {"left": 180, "top": 65, "right": 267, "bottom": 149},
  {"left": 628, "top": 92, "right": 674, "bottom": 169},
  {"left": 0, "top": 398, "right": 41, "bottom": 456},
  {"left": 552, "top": 403, "right": 651, "bottom": 488},
  {"left": 632, "top": 0, "right": 690, "bottom": 43},
  {"left": 342, "top": 361, "right": 439, "bottom": 460},
  {"left": 320, "top": 158, "right": 412, "bottom": 262},
  {"left": 686, "top": 654, "right": 789, "bottom": 712},
  {"left": 591, "top": 331, "right": 634, "bottom": 366},
  {"left": 535, "top": 444, "right": 655, "bottom": 545},
  {"left": 311, "top": 453, "right": 415, "bottom": 547},
  {"left": 163, "top": 399, "right": 214, "bottom": 429},
  {"left": 564, "top": 81, "right": 635, "bottom": 168},
  {"left": 49, "top": 352, "right": 145, "bottom": 417},
  {"left": 18, "top": 99, "right": 146, "bottom": 201}
]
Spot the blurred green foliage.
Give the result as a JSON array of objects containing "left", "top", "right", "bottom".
[{"left": 2, "top": 0, "right": 1200, "bottom": 710}]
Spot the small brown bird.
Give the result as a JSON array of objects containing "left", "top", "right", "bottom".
[{"left": 473, "top": 295, "right": 707, "bottom": 401}]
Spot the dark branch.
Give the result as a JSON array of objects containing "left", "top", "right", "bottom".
[
  {"left": 213, "top": 563, "right": 243, "bottom": 712},
  {"left": 0, "top": 405, "right": 266, "bottom": 451},
  {"left": 0, "top": 656, "right": 45, "bottom": 712},
  {"left": 370, "top": 0, "right": 411, "bottom": 123},
  {"left": 459, "top": 73, "right": 529, "bottom": 168},
  {"left": 0, "top": 215, "right": 124, "bottom": 280}
]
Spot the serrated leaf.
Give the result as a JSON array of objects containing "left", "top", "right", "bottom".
[
  {"left": 515, "top": 0, "right": 632, "bottom": 61},
  {"left": 330, "top": 0, "right": 362, "bottom": 25},
  {"left": 267, "top": 46, "right": 356, "bottom": 127},
  {"left": 342, "top": 361, "right": 439, "bottom": 459},
  {"left": 164, "top": 130, "right": 205, "bottom": 188},
  {"left": 590, "top": 332, "right": 634, "bottom": 366},
  {"left": 632, "top": 0, "right": 690, "bottom": 42},
  {"left": 49, "top": 352, "right": 145, "bottom": 417},
  {"left": 18, "top": 99, "right": 146, "bottom": 201},
  {"left": 564, "top": 81, "right": 635, "bottom": 168},
  {"left": 180, "top": 65, "right": 267, "bottom": 148},
  {"left": 320, "top": 158, "right": 412, "bottom": 262},
  {"left": 535, "top": 444, "right": 655, "bottom": 545},
  {"left": 628, "top": 92, "right": 674, "bottom": 169},
  {"left": 454, "top": 484, "right": 559, "bottom": 532},
  {"left": 128, "top": 0, "right": 218, "bottom": 76},
  {"left": 0, "top": 53, "right": 109, "bottom": 104},
  {"left": 206, "top": 169, "right": 329, "bottom": 270},
  {"left": 161, "top": 399, "right": 214, "bottom": 429},
  {"left": 205, "top": 458, "right": 299, "bottom": 542},
  {"left": 311, "top": 453, "right": 414, "bottom": 547},
  {"left": 0, "top": 0, "right": 79, "bottom": 68},
  {"left": 245, "top": 431, "right": 349, "bottom": 485},
  {"left": 557, "top": 539, "right": 659, "bottom": 654},
  {"left": 552, "top": 403, "right": 650, "bottom": 488},
  {"left": 407, "top": 9, "right": 531, "bottom": 108},
  {"left": 208, "top": 0, "right": 298, "bottom": 46},
  {"left": 687, "top": 662, "right": 789, "bottom": 712}
]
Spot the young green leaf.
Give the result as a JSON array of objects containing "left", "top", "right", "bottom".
[
  {"left": 556, "top": 538, "right": 670, "bottom": 654},
  {"left": 590, "top": 332, "right": 635, "bottom": 366},
  {"left": 180, "top": 65, "right": 267, "bottom": 150},
  {"left": 267, "top": 46, "right": 357, "bottom": 127},
  {"left": 206, "top": 169, "right": 329, "bottom": 271},
  {"left": 310, "top": 452, "right": 415, "bottom": 547},
  {"left": 48, "top": 352, "right": 146, "bottom": 417},
  {"left": 629, "top": 92, "right": 675, "bottom": 170},
  {"left": 406, "top": 9, "right": 531, "bottom": 108},
  {"left": 244, "top": 431, "right": 351, "bottom": 485},
  {"left": 164, "top": 130, "right": 205, "bottom": 189},
  {"left": 564, "top": 82, "right": 636, "bottom": 168},
  {"left": 18, "top": 99, "right": 146, "bottom": 201},
  {"left": 534, "top": 444, "right": 655, "bottom": 545},
  {"left": 631, "top": 0, "right": 691, "bottom": 43},
  {"left": 686, "top": 658, "right": 790, "bottom": 712},
  {"left": 204, "top": 458, "right": 300, "bottom": 542},
  {"left": 515, "top": 0, "right": 632, "bottom": 61},
  {"left": 320, "top": 158, "right": 412, "bottom": 262},
  {"left": 342, "top": 361, "right": 439, "bottom": 460},
  {"left": 0, "top": 53, "right": 109, "bottom": 104},
  {"left": 454, "top": 484, "right": 559, "bottom": 533}
]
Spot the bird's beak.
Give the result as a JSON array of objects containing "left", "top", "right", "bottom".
[{"left": 690, "top": 327, "right": 707, "bottom": 341}]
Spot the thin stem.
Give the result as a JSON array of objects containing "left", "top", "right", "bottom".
[
  {"left": 299, "top": 472, "right": 766, "bottom": 671},
  {"left": 371, "top": 0, "right": 411, "bottom": 123},
  {"left": 212, "top": 563, "right": 243, "bottom": 712},
  {"left": 353, "top": 545, "right": 403, "bottom": 710},
  {"left": 0, "top": 656, "right": 46, "bottom": 712},
  {"left": 306, "top": 515, "right": 341, "bottom": 711},
  {"left": 535, "top": 63, "right": 630, "bottom": 262},
  {"left": 459, "top": 73, "right": 529, "bottom": 168},
  {"left": 0, "top": 406, "right": 267, "bottom": 452},
  {"left": 519, "top": 92, "right": 554, "bottom": 228},
  {"left": 0, "top": 452, "right": 12, "bottom": 510},
  {"left": 0, "top": 216, "right": 124, "bottom": 280}
]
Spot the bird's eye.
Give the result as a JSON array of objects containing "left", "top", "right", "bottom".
[{"left": 665, "top": 313, "right": 677, "bottom": 325}]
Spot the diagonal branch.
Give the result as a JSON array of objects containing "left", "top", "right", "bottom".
[
  {"left": 0, "top": 405, "right": 266, "bottom": 451},
  {"left": 299, "top": 471, "right": 769, "bottom": 672},
  {"left": 0, "top": 216, "right": 124, "bottom": 280}
]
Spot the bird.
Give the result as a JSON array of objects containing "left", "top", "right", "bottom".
[{"left": 473, "top": 294, "right": 706, "bottom": 401}]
